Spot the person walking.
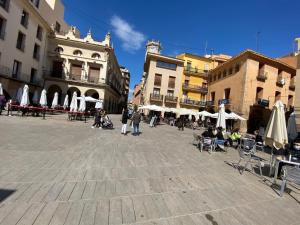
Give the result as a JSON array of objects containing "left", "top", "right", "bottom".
[
  {"left": 121, "top": 107, "right": 129, "bottom": 135},
  {"left": 131, "top": 106, "right": 141, "bottom": 136},
  {"left": 91, "top": 109, "right": 101, "bottom": 128}
]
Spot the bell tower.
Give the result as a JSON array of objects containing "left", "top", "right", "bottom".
[{"left": 145, "top": 40, "right": 162, "bottom": 55}]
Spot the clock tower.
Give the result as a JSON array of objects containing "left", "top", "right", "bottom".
[{"left": 145, "top": 40, "right": 162, "bottom": 56}]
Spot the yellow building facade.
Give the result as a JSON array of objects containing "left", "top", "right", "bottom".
[{"left": 176, "top": 53, "right": 213, "bottom": 111}]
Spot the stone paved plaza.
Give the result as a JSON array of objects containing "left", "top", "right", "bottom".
[{"left": 0, "top": 114, "right": 299, "bottom": 225}]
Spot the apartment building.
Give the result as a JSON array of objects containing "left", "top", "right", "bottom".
[
  {"left": 120, "top": 66, "right": 130, "bottom": 105},
  {"left": 295, "top": 37, "right": 300, "bottom": 131},
  {"left": 208, "top": 49, "right": 296, "bottom": 132},
  {"left": 0, "top": 0, "right": 128, "bottom": 113},
  {"left": 142, "top": 41, "right": 184, "bottom": 109},
  {"left": 44, "top": 29, "right": 125, "bottom": 113},
  {"left": 0, "top": 0, "right": 67, "bottom": 99}
]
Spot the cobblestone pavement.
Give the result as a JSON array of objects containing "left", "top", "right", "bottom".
[{"left": 0, "top": 114, "right": 299, "bottom": 225}]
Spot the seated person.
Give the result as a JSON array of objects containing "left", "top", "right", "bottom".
[
  {"left": 228, "top": 128, "right": 241, "bottom": 148},
  {"left": 202, "top": 126, "right": 215, "bottom": 138},
  {"left": 216, "top": 127, "right": 224, "bottom": 140}
]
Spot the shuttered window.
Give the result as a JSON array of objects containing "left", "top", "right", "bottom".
[
  {"left": 154, "top": 74, "right": 162, "bottom": 86},
  {"left": 168, "top": 76, "right": 175, "bottom": 88}
]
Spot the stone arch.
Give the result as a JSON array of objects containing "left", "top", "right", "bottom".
[
  {"left": 47, "top": 84, "right": 62, "bottom": 106},
  {"left": 67, "top": 87, "right": 81, "bottom": 103},
  {"left": 85, "top": 89, "right": 99, "bottom": 99},
  {"left": 91, "top": 53, "right": 101, "bottom": 59},
  {"left": 73, "top": 50, "right": 82, "bottom": 56}
]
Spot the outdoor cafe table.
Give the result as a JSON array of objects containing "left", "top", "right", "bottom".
[{"left": 273, "top": 155, "right": 300, "bottom": 184}]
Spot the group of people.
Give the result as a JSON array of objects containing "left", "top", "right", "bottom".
[
  {"left": 121, "top": 105, "right": 141, "bottom": 136},
  {"left": 91, "top": 109, "right": 112, "bottom": 129},
  {"left": 201, "top": 126, "right": 242, "bottom": 148}
]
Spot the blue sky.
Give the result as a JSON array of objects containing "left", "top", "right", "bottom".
[{"left": 62, "top": 0, "right": 300, "bottom": 96}]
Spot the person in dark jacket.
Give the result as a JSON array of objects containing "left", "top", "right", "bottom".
[
  {"left": 0, "top": 94, "right": 6, "bottom": 115},
  {"left": 177, "top": 116, "right": 184, "bottom": 131},
  {"left": 121, "top": 107, "right": 129, "bottom": 135},
  {"left": 91, "top": 109, "right": 101, "bottom": 128},
  {"left": 131, "top": 106, "right": 141, "bottom": 136},
  {"left": 202, "top": 126, "right": 215, "bottom": 138}
]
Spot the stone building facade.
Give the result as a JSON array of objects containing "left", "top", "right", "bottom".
[
  {"left": 208, "top": 50, "right": 296, "bottom": 132},
  {"left": 0, "top": 0, "right": 128, "bottom": 113}
]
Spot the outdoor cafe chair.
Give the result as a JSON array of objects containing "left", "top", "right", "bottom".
[
  {"left": 280, "top": 166, "right": 300, "bottom": 197},
  {"left": 235, "top": 138, "right": 263, "bottom": 176},
  {"left": 199, "top": 137, "right": 214, "bottom": 153}
]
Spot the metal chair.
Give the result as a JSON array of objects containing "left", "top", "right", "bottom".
[
  {"left": 280, "top": 166, "right": 300, "bottom": 197},
  {"left": 236, "top": 138, "right": 262, "bottom": 176},
  {"left": 199, "top": 137, "right": 214, "bottom": 153}
]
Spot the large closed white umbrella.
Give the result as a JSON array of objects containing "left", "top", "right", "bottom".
[
  {"left": 20, "top": 85, "right": 30, "bottom": 107},
  {"left": 32, "top": 90, "right": 39, "bottom": 104},
  {"left": 264, "top": 100, "right": 288, "bottom": 149},
  {"left": 51, "top": 92, "right": 59, "bottom": 109},
  {"left": 39, "top": 89, "right": 47, "bottom": 106},
  {"left": 78, "top": 94, "right": 86, "bottom": 112},
  {"left": 16, "top": 87, "right": 23, "bottom": 102},
  {"left": 0, "top": 83, "right": 3, "bottom": 95},
  {"left": 264, "top": 101, "right": 288, "bottom": 175},
  {"left": 70, "top": 92, "right": 78, "bottom": 112},
  {"left": 287, "top": 112, "right": 298, "bottom": 142},
  {"left": 216, "top": 104, "right": 226, "bottom": 129},
  {"left": 63, "top": 95, "right": 69, "bottom": 109},
  {"left": 95, "top": 100, "right": 103, "bottom": 109}
]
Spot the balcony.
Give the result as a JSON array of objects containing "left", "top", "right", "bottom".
[
  {"left": 180, "top": 98, "right": 207, "bottom": 107},
  {"left": 165, "top": 96, "right": 178, "bottom": 103},
  {"left": 184, "top": 67, "right": 208, "bottom": 78},
  {"left": 257, "top": 73, "right": 268, "bottom": 82},
  {"left": 150, "top": 93, "right": 163, "bottom": 101},
  {"left": 182, "top": 84, "right": 208, "bottom": 94},
  {"left": 218, "top": 99, "right": 230, "bottom": 105},
  {"left": 69, "top": 73, "right": 82, "bottom": 81},
  {"left": 87, "top": 76, "right": 99, "bottom": 84},
  {"left": 289, "top": 84, "right": 295, "bottom": 91}
]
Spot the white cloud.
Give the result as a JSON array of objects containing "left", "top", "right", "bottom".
[{"left": 110, "top": 15, "right": 146, "bottom": 52}]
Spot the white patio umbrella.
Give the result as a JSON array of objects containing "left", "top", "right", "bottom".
[
  {"left": 78, "top": 94, "right": 86, "bottom": 112},
  {"left": 20, "top": 85, "right": 30, "bottom": 107},
  {"left": 264, "top": 101, "right": 288, "bottom": 175},
  {"left": 51, "top": 92, "right": 59, "bottom": 109},
  {"left": 39, "top": 89, "right": 47, "bottom": 106},
  {"left": 69, "top": 92, "right": 78, "bottom": 112},
  {"left": 63, "top": 95, "right": 69, "bottom": 109},
  {"left": 287, "top": 112, "right": 298, "bottom": 142},
  {"left": 16, "top": 87, "right": 23, "bottom": 102},
  {"left": 0, "top": 83, "right": 3, "bottom": 95},
  {"left": 216, "top": 104, "right": 226, "bottom": 129},
  {"left": 95, "top": 100, "right": 103, "bottom": 109},
  {"left": 32, "top": 90, "right": 39, "bottom": 104},
  {"left": 227, "top": 112, "right": 247, "bottom": 120}
]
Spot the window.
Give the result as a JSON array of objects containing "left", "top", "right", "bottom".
[
  {"left": 16, "top": 31, "right": 26, "bottom": 51},
  {"left": 33, "top": 43, "right": 40, "bottom": 60},
  {"left": 0, "top": 16, "right": 6, "bottom": 40},
  {"left": 20, "top": 10, "right": 29, "bottom": 28},
  {"left": 228, "top": 68, "right": 233, "bottom": 75},
  {"left": 153, "top": 88, "right": 160, "bottom": 95},
  {"left": 275, "top": 91, "right": 281, "bottom": 101},
  {"left": 167, "top": 90, "right": 174, "bottom": 97},
  {"left": 218, "top": 72, "right": 221, "bottom": 79},
  {"left": 73, "top": 50, "right": 82, "bottom": 56},
  {"left": 168, "top": 76, "right": 175, "bottom": 88},
  {"left": 52, "top": 61, "right": 63, "bottom": 78},
  {"left": 211, "top": 92, "right": 215, "bottom": 102},
  {"left": 156, "top": 60, "right": 177, "bottom": 70},
  {"left": 70, "top": 64, "right": 82, "bottom": 80},
  {"left": 55, "top": 47, "right": 63, "bottom": 53},
  {"left": 154, "top": 74, "right": 162, "bottom": 86},
  {"left": 12, "top": 60, "right": 21, "bottom": 78},
  {"left": 184, "top": 79, "right": 189, "bottom": 86},
  {"left": 30, "top": 68, "right": 37, "bottom": 83},
  {"left": 224, "top": 88, "right": 231, "bottom": 100},
  {"left": 186, "top": 61, "right": 192, "bottom": 70},
  {"left": 256, "top": 87, "right": 263, "bottom": 100},
  {"left": 213, "top": 74, "right": 217, "bottom": 81},
  {"left": 36, "top": 25, "right": 43, "bottom": 41},
  {"left": 55, "top": 22, "right": 61, "bottom": 33},
  {"left": 235, "top": 64, "right": 240, "bottom": 73},
  {"left": 222, "top": 70, "right": 227, "bottom": 77},
  {"left": 0, "top": 0, "right": 9, "bottom": 11},
  {"left": 91, "top": 53, "right": 101, "bottom": 59},
  {"left": 30, "top": 0, "right": 40, "bottom": 8}
]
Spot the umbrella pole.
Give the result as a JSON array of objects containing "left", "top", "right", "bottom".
[
  {"left": 42, "top": 107, "right": 46, "bottom": 120},
  {"left": 269, "top": 147, "right": 274, "bottom": 177}
]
